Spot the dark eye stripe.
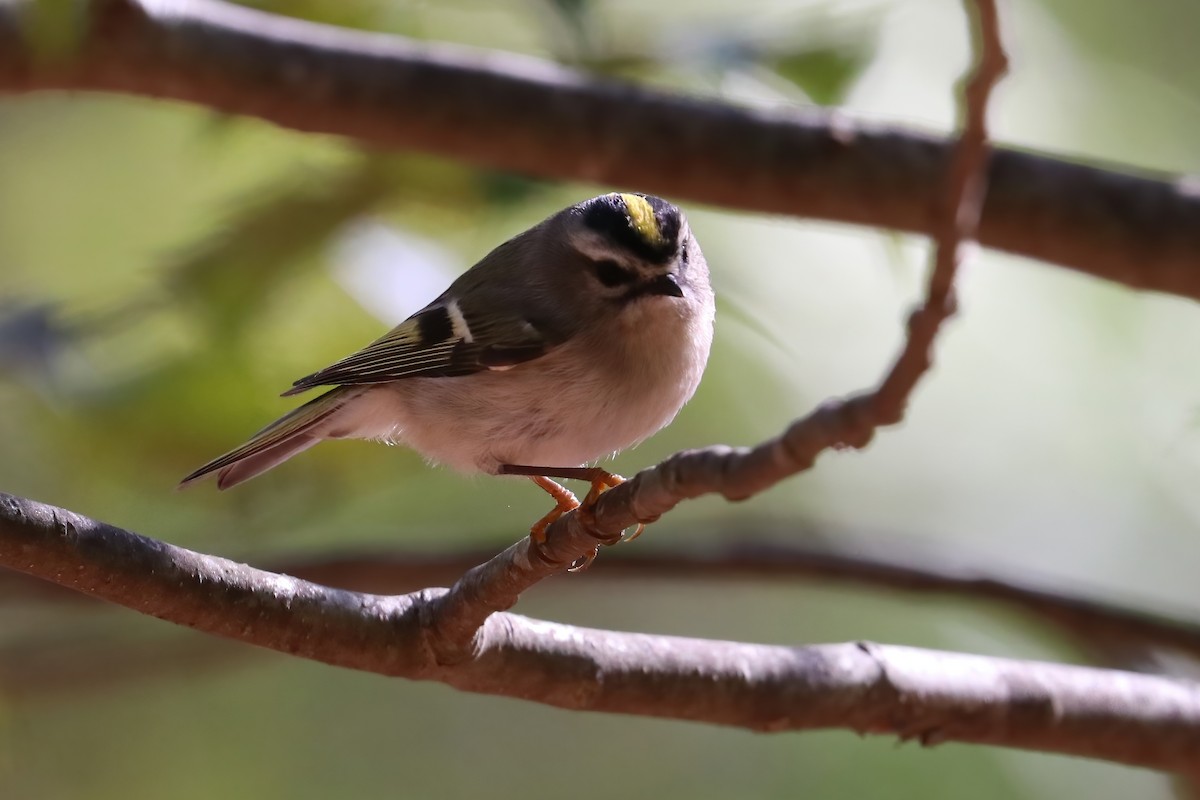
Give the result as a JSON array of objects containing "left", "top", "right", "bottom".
[{"left": 592, "top": 258, "right": 638, "bottom": 287}]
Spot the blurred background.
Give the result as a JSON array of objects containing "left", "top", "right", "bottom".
[{"left": 2, "top": 0, "right": 1200, "bottom": 797}]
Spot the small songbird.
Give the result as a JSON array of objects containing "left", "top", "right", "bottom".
[{"left": 180, "top": 193, "right": 715, "bottom": 540}]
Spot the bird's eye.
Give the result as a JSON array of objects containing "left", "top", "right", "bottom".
[{"left": 592, "top": 259, "right": 637, "bottom": 288}]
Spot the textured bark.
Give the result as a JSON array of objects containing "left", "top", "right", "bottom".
[
  {"left": 1, "top": 491, "right": 1198, "bottom": 774},
  {"left": 0, "top": 0, "right": 1197, "bottom": 300}
]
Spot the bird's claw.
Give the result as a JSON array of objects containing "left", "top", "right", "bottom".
[
  {"left": 524, "top": 469, "right": 649, "bottom": 564},
  {"left": 577, "top": 473, "right": 646, "bottom": 545},
  {"left": 528, "top": 476, "right": 580, "bottom": 544}
]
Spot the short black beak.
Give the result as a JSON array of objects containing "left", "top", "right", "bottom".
[{"left": 646, "top": 273, "right": 684, "bottom": 298}]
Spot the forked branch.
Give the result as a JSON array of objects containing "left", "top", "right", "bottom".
[{"left": 0, "top": 491, "right": 1198, "bottom": 774}]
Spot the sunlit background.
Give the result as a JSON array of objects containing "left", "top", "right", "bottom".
[{"left": 1, "top": 0, "right": 1199, "bottom": 797}]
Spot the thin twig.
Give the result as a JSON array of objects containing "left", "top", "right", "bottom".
[{"left": 0, "top": 0, "right": 1197, "bottom": 299}]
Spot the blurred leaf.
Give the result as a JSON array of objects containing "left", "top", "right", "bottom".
[
  {"left": 767, "top": 44, "right": 871, "bottom": 106},
  {"left": 569, "top": 12, "right": 878, "bottom": 97},
  {"left": 0, "top": 294, "right": 151, "bottom": 395},
  {"left": 0, "top": 299, "right": 71, "bottom": 386},
  {"left": 16, "top": 0, "right": 85, "bottom": 62},
  {"left": 1040, "top": 0, "right": 1200, "bottom": 101},
  {"left": 476, "top": 172, "right": 551, "bottom": 207},
  {"left": 540, "top": 0, "right": 595, "bottom": 59},
  {"left": 169, "top": 157, "right": 392, "bottom": 341},
  {"left": 233, "top": 0, "right": 397, "bottom": 31}
]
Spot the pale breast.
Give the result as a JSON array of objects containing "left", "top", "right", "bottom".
[{"left": 377, "top": 294, "right": 714, "bottom": 474}]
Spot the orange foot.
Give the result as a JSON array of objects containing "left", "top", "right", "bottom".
[
  {"left": 509, "top": 465, "right": 646, "bottom": 546},
  {"left": 528, "top": 476, "right": 580, "bottom": 544},
  {"left": 578, "top": 471, "right": 645, "bottom": 543}
]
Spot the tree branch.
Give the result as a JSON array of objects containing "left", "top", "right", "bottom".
[
  {"left": 194, "top": 541, "right": 1200, "bottom": 666},
  {"left": 7, "top": 536, "right": 1199, "bottom": 674},
  {"left": 1, "top": 491, "right": 1198, "bottom": 774},
  {"left": 0, "top": 0, "right": 1198, "bottom": 299}
]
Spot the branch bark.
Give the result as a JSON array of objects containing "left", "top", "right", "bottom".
[
  {"left": 0, "top": 0, "right": 1198, "bottom": 300},
  {"left": 6, "top": 537, "right": 1199, "bottom": 677},
  {"left": 178, "top": 542, "right": 1200, "bottom": 666},
  {"left": 1, "top": 491, "right": 1198, "bottom": 774}
]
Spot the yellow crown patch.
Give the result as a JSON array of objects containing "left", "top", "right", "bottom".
[{"left": 619, "top": 193, "right": 666, "bottom": 247}]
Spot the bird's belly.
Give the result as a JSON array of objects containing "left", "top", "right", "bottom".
[{"left": 378, "top": 333, "right": 706, "bottom": 473}]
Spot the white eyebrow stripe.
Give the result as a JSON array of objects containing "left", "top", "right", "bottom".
[
  {"left": 444, "top": 299, "right": 473, "bottom": 343},
  {"left": 567, "top": 229, "right": 641, "bottom": 269}
]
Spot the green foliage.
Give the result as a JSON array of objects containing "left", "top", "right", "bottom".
[
  {"left": 170, "top": 156, "right": 392, "bottom": 341},
  {"left": 14, "top": 0, "right": 85, "bottom": 62},
  {"left": 542, "top": 0, "right": 595, "bottom": 58},
  {"left": 768, "top": 43, "right": 873, "bottom": 106}
]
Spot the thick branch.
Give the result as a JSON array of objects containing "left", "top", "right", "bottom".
[
  {"left": 0, "top": 0, "right": 1198, "bottom": 299},
  {"left": 8, "top": 536, "right": 1200, "bottom": 667},
  {"left": 214, "top": 543, "right": 1200, "bottom": 666},
  {"left": 1, "top": 491, "right": 1198, "bottom": 774}
]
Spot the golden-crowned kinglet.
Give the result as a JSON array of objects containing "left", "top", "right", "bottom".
[{"left": 180, "top": 193, "right": 715, "bottom": 540}]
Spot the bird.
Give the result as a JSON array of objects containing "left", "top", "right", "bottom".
[{"left": 179, "top": 192, "right": 715, "bottom": 542}]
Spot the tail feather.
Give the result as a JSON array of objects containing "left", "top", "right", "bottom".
[
  {"left": 214, "top": 435, "right": 322, "bottom": 490},
  {"left": 178, "top": 388, "right": 350, "bottom": 489}
]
